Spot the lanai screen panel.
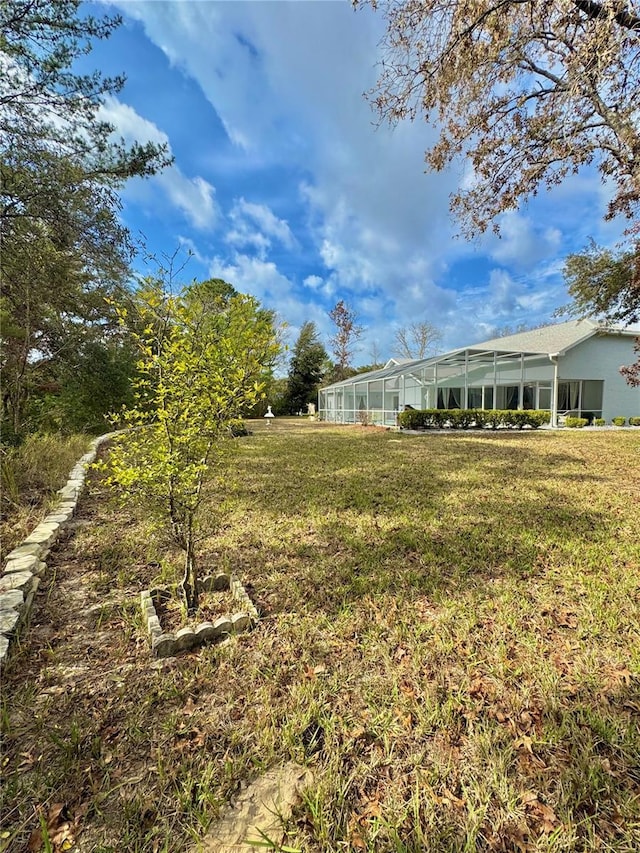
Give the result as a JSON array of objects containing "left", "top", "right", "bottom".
[
  {"left": 403, "top": 373, "right": 423, "bottom": 407},
  {"left": 344, "top": 387, "right": 355, "bottom": 421},
  {"left": 367, "top": 379, "right": 384, "bottom": 410},
  {"left": 353, "top": 382, "right": 368, "bottom": 410}
]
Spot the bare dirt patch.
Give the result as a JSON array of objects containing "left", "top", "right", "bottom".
[
  {"left": 155, "top": 589, "right": 232, "bottom": 634},
  {"left": 193, "top": 762, "right": 314, "bottom": 852}
]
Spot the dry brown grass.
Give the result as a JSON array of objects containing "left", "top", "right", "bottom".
[{"left": 1, "top": 433, "right": 90, "bottom": 554}]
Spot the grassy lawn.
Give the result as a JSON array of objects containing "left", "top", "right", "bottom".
[{"left": 2, "top": 420, "right": 640, "bottom": 851}]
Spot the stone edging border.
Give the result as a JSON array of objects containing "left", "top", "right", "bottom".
[
  {"left": 0, "top": 431, "right": 119, "bottom": 668},
  {"left": 142, "top": 573, "right": 260, "bottom": 658}
]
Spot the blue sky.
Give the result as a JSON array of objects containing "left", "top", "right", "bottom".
[{"left": 87, "top": 0, "right": 624, "bottom": 363}]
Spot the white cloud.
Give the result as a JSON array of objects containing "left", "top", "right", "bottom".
[
  {"left": 162, "top": 173, "right": 217, "bottom": 231},
  {"left": 226, "top": 227, "right": 271, "bottom": 255},
  {"left": 209, "top": 253, "right": 300, "bottom": 317},
  {"left": 99, "top": 96, "right": 217, "bottom": 230},
  {"left": 225, "top": 197, "right": 296, "bottom": 256},
  {"left": 487, "top": 213, "right": 563, "bottom": 269},
  {"left": 303, "top": 274, "right": 324, "bottom": 290},
  {"left": 233, "top": 198, "right": 296, "bottom": 248}
]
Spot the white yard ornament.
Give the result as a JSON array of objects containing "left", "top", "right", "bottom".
[{"left": 264, "top": 405, "right": 275, "bottom": 426}]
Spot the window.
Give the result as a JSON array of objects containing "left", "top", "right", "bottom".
[
  {"left": 582, "top": 380, "right": 603, "bottom": 413},
  {"left": 468, "top": 387, "right": 482, "bottom": 408},
  {"left": 558, "top": 381, "right": 580, "bottom": 412},
  {"left": 522, "top": 384, "right": 535, "bottom": 409},
  {"left": 557, "top": 380, "right": 603, "bottom": 420},
  {"left": 538, "top": 386, "right": 551, "bottom": 410},
  {"left": 437, "top": 387, "right": 462, "bottom": 408},
  {"left": 496, "top": 385, "right": 519, "bottom": 409}
]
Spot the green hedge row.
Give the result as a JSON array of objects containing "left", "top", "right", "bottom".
[{"left": 397, "top": 409, "right": 550, "bottom": 430}]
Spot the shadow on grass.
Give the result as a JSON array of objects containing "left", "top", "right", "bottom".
[{"left": 206, "top": 429, "right": 623, "bottom": 617}]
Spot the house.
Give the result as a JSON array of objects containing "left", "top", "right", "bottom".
[{"left": 318, "top": 319, "right": 640, "bottom": 427}]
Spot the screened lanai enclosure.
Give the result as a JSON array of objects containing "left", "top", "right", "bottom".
[
  {"left": 318, "top": 320, "right": 639, "bottom": 427},
  {"left": 318, "top": 351, "right": 599, "bottom": 426}
]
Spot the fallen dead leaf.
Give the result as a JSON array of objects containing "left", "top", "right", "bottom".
[
  {"left": 537, "top": 801, "right": 560, "bottom": 834},
  {"left": 438, "top": 787, "right": 465, "bottom": 809},
  {"left": 182, "top": 697, "right": 196, "bottom": 715},
  {"left": 554, "top": 610, "right": 578, "bottom": 629},
  {"left": 361, "top": 797, "right": 382, "bottom": 819},
  {"left": 514, "top": 735, "right": 534, "bottom": 754}
]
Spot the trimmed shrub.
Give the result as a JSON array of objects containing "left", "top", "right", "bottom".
[
  {"left": 612, "top": 417, "right": 626, "bottom": 426},
  {"left": 485, "top": 409, "right": 504, "bottom": 430},
  {"left": 629, "top": 417, "right": 640, "bottom": 426},
  {"left": 228, "top": 418, "right": 250, "bottom": 437},
  {"left": 564, "top": 417, "right": 588, "bottom": 428},
  {"left": 448, "top": 409, "right": 475, "bottom": 429},
  {"left": 594, "top": 418, "right": 606, "bottom": 426},
  {"left": 525, "top": 410, "right": 551, "bottom": 429},
  {"left": 472, "top": 410, "right": 486, "bottom": 429},
  {"left": 398, "top": 410, "right": 427, "bottom": 430},
  {"left": 397, "top": 408, "right": 550, "bottom": 431},
  {"left": 509, "top": 411, "right": 532, "bottom": 430}
]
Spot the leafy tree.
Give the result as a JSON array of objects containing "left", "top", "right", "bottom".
[
  {"left": 0, "top": 167, "right": 135, "bottom": 437},
  {"left": 286, "top": 321, "right": 328, "bottom": 413},
  {"left": 564, "top": 243, "right": 640, "bottom": 325},
  {"left": 104, "top": 278, "right": 281, "bottom": 613},
  {"left": 394, "top": 322, "right": 442, "bottom": 359},
  {"left": 49, "top": 338, "right": 139, "bottom": 434},
  {"left": 328, "top": 301, "right": 363, "bottom": 382},
  {"left": 0, "top": 1, "right": 171, "bottom": 438},
  {"left": 0, "top": 0, "right": 169, "bottom": 220},
  {"left": 563, "top": 241, "right": 640, "bottom": 384},
  {"left": 355, "top": 0, "right": 640, "bottom": 236},
  {"left": 351, "top": 363, "right": 384, "bottom": 375}
]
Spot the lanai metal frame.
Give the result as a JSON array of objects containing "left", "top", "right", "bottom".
[{"left": 318, "top": 346, "right": 563, "bottom": 426}]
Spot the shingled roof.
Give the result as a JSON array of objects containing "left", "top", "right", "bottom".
[{"left": 468, "top": 319, "right": 605, "bottom": 354}]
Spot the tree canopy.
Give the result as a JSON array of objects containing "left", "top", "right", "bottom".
[
  {"left": 286, "top": 322, "right": 328, "bottom": 414},
  {"left": 356, "top": 0, "right": 640, "bottom": 236},
  {"left": 563, "top": 241, "right": 640, "bottom": 384},
  {"left": 564, "top": 243, "right": 640, "bottom": 326},
  {"left": 0, "top": 0, "right": 169, "bottom": 216},
  {"left": 0, "top": 1, "right": 171, "bottom": 439}
]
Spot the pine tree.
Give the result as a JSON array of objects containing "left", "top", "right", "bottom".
[{"left": 286, "top": 322, "right": 328, "bottom": 414}]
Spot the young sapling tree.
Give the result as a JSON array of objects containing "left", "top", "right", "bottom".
[{"left": 105, "top": 276, "right": 280, "bottom": 613}]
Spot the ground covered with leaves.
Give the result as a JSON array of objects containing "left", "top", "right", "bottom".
[{"left": 2, "top": 420, "right": 639, "bottom": 852}]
